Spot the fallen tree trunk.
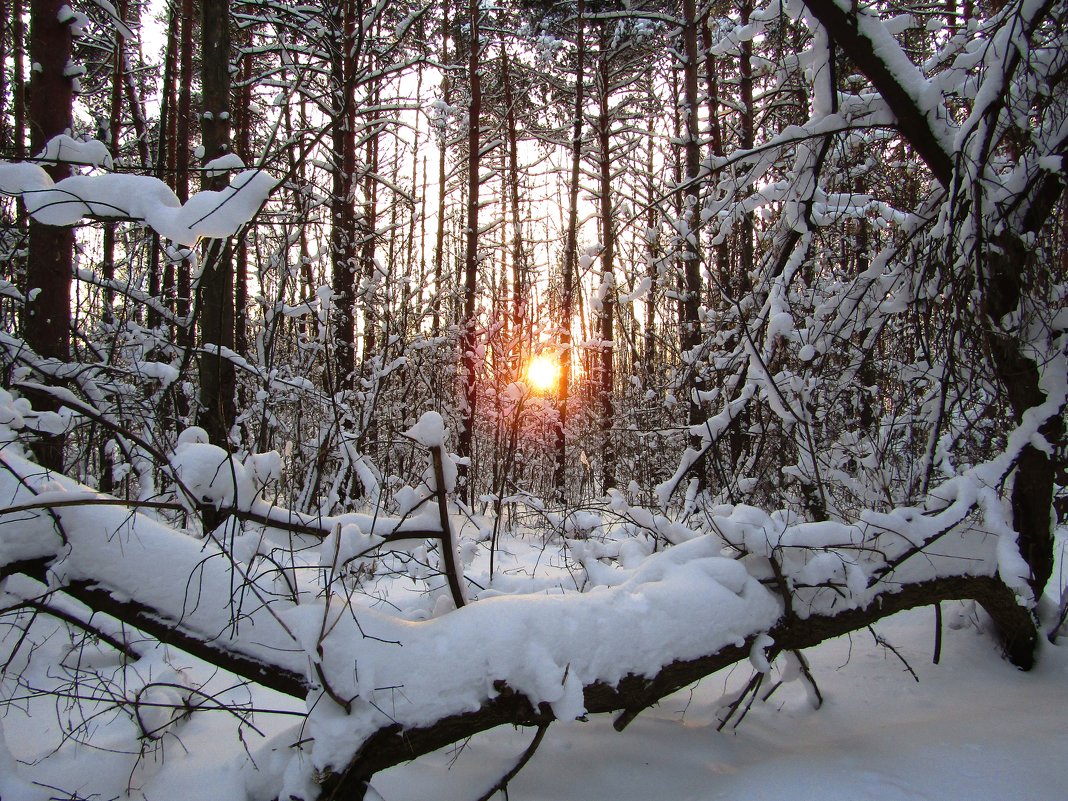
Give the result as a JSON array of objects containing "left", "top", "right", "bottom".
[
  {"left": 0, "top": 429, "right": 1043, "bottom": 801},
  {"left": 317, "top": 574, "right": 1035, "bottom": 801}
]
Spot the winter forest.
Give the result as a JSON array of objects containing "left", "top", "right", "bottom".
[{"left": 0, "top": 0, "right": 1066, "bottom": 798}]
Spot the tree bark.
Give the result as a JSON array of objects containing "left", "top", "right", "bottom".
[
  {"left": 24, "top": 0, "right": 74, "bottom": 472},
  {"left": 430, "top": 4, "right": 451, "bottom": 336},
  {"left": 554, "top": 0, "right": 585, "bottom": 498},
  {"left": 175, "top": 0, "right": 194, "bottom": 379},
  {"left": 501, "top": 50, "right": 529, "bottom": 345},
  {"left": 595, "top": 36, "right": 616, "bottom": 491},
  {"left": 330, "top": 0, "right": 359, "bottom": 395},
  {"left": 12, "top": 0, "right": 26, "bottom": 160},
  {"left": 152, "top": 2, "right": 178, "bottom": 334},
  {"left": 98, "top": 0, "right": 128, "bottom": 494},
  {"left": 456, "top": 0, "right": 482, "bottom": 501},
  {"left": 197, "top": 0, "right": 236, "bottom": 449},
  {"left": 233, "top": 21, "right": 253, "bottom": 361}
]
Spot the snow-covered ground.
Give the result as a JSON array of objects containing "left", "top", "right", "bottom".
[
  {"left": 372, "top": 606, "right": 1067, "bottom": 801},
  {"left": 2, "top": 428, "right": 1063, "bottom": 801},
  {"left": 2, "top": 599, "right": 1064, "bottom": 801}
]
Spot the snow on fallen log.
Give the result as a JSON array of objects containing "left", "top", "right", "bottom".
[
  {"left": 0, "top": 447, "right": 307, "bottom": 695},
  {"left": 0, "top": 443, "right": 780, "bottom": 799},
  {"left": 273, "top": 534, "right": 782, "bottom": 799},
  {"left": 0, "top": 432, "right": 1040, "bottom": 801}
]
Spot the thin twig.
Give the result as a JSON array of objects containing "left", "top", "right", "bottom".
[
  {"left": 933, "top": 602, "right": 943, "bottom": 664},
  {"left": 868, "top": 626, "right": 919, "bottom": 682},
  {"left": 473, "top": 722, "right": 551, "bottom": 801}
]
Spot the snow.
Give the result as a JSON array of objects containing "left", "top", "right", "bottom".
[
  {"left": 264, "top": 534, "right": 782, "bottom": 794},
  {"left": 0, "top": 440, "right": 785, "bottom": 797},
  {"left": 1, "top": 0, "right": 1066, "bottom": 797},
  {"left": 35, "top": 134, "right": 111, "bottom": 168},
  {"left": 4, "top": 600, "right": 1064, "bottom": 801},
  {"left": 170, "top": 439, "right": 255, "bottom": 508},
  {"left": 0, "top": 425, "right": 1065, "bottom": 799},
  {"left": 0, "top": 157, "right": 276, "bottom": 246},
  {"left": 405, "top": 410, "right": 447, "bottom": 448},
  {"left": 370, "top": 610, "right": 1068, "bottom": 801},
  {"left": 203, "top": 152, "right": 247, "bottom": 177}
]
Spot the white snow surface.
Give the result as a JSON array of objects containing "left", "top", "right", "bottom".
[
  {"left": 3, "top": 592, "right": 1065, "bottom": 801},
  {"left": 370, "top": 608, "right": 1068, "bottom": 801},
  {"left": 0, "top": 436, "right": 1060, "bottom": 800}
]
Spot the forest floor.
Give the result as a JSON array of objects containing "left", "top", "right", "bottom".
[
  {"left": 2, "top": 530, "right": 1065, "bottom": 801},
  {"left": 374, "top": 603, "right": 1067, "bottom": 801}
]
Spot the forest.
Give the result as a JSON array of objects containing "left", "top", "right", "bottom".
[{"left": 0, "top": 0, "right": 1066, "bottom": 798}]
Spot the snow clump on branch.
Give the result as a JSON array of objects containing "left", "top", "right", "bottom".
[{"left": 0, "top": 136, "right": 276, "bottom": 246}]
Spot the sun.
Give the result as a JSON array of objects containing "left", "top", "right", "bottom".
[{"left": 526, "top": 353, "right": 560, "bottom": 394}]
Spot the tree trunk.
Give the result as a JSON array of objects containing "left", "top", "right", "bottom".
[
  {"left": 360, "top": 88, "right": 380, "bottom": 371},
  {"left": 501, "top": 50, "right": 529, "bottom": 348},
  {"left": 595, "top": 39, "right": 616, "bottom": 491},
  {"left": 679, "top": 0, "right": 703, "bottom": 362},
  {"left": 24, "top": 0, "right": 74, "bottom": 472},
  {"left": 0, "top": 0, "right": 8, "bottom": 151},
  {"left": 173, "top": 0, "right": 195, "bottom": 424},
  {"left": 456, "top": 0, "right": 482, "bottom": 501},
  {"left": 153, "top": 3, "right": 178, "bottom": 334},
  {"left": 555, "top": 0, "right": 585, "bottom": 498},
  {"left": 358, "top": 77, "right": 381, "bottom": 457},
  {"left": 701, "top": 14, "right": 731, "bottom": 291},
  {"left": 12, "top": 0, "right": 26, "bottom": 160},
  {"left": 197, "top": 0, "right": 236, "bottom": 448},
  {"left": 233, "top": 23, "right": 253, "bottom": 362},
  {"left": 98, "top": 0, "right": 127, "bottom": 494},
  {"left": 643, "top": 127, "right": 658, "bottom": 383},
  {"left": 330, "top": 0, "right": 358, "bottom": 395},
  {"left": 738, "top": 0, "right": 755, "bottom": 297},
  {"left": 431, "top": 4, "right": 451, "bottom": 337}
]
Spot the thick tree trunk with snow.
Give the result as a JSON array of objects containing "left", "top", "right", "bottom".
[{"left": 985, "top": 239, "right": 1064, "bottom": 599}]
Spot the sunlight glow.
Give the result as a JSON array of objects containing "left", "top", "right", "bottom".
[{"left": 526, "top": 354, "right": 560, "bottom": 395}]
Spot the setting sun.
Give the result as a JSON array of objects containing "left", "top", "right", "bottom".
[{"left": 526, "top": 353, "right": 560, "bottom": 394}]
